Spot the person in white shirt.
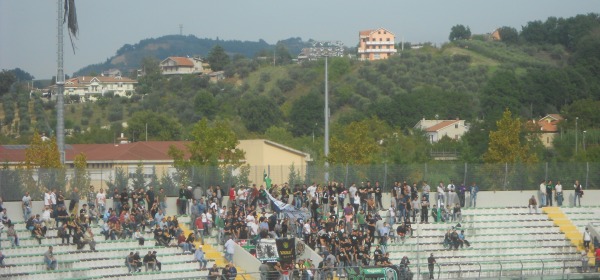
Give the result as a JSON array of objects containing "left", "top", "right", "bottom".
[
  {"left": 554, "top": 181, "right": 563, "bottom": 206},
  {"left": 41, "top": 206, "right": 55, "bottom": 230},
  {"left": 349, "top": 184, "right": 358, "bottom": 205},
  {"left": 44, "top": 190, "right": 52, "bottom": 208},
  {"left": 447, "top": 180, "right": 456, "bottom": 206},
  {"left": 437, "top": 182, "right": 445, "bottom": 208},
  {"left": 224, "top": 237, "right": 236, "bottom": 263},
  {"left": 96, "top": 189, "right": 107, "bottom": 218},
  {"left": 237, "top": 188, "right": 246, "bottom": 205},
  {"left": 539, "top": 180, "right": 547, "bottom": 207},
  {"left": 307, "top": 184, "right": 317, "bottom": 200}
]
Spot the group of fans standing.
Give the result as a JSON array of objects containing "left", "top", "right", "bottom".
[{"left": 196, "top": 179, "right": 481, "bottom": 280}]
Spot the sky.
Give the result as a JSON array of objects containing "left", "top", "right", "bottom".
[{"left": 0, "top": 0, "right": 598, "bottom": 79}]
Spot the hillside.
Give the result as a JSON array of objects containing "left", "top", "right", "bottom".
[
  {"left": 73, "top": 35, "right": 316, "bottom": 77},
  {"left": 2, "top": 13, "right": 600, "bottom": 163}
]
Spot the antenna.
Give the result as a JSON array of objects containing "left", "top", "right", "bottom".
[{"left": 179, "top": 24, "right": 183, "bottom": 36}]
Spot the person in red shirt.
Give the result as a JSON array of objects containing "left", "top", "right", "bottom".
[
  {"left": 195, "top": 216, "right": 204, "bottom": 243},
  {"left": 177, "top": 232, "right": 191, "bottom": 253},
  {"left": 595, "top": 247, "right": 600, "bottom": 272},
  {"left": 229, "top": 186, "right": 236, "bottom": 207}
]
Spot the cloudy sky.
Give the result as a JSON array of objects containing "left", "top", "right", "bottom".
[{"left": 0, "top": 0, "right": 597, "bottom": 79}]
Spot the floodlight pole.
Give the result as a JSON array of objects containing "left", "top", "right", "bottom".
[
  {"left": 324, "top": 56, "right": 329, "bottom": 183},
  {"left": 56, "top": 0, "right": 66, "bottom": 164}
]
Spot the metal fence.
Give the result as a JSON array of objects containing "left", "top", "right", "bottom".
[
  {"left": 1, "top": 162, "right": 599, "bottom": 201},
  {"left": 181, "top": 261, "right": 593, "bottom": 280}
]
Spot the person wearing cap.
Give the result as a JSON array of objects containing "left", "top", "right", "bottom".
[
  {"left": 194, "top": 245, "right": 208, "bottom": 270},
  {"left": 428, "top": 253, "right": 436, "bottom": 279}
]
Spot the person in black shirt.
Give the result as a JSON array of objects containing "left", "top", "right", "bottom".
[
  {"left": 379, "top": 252, "right": 392, "bottom": 266},
  {"left": 208, "top": 264, "right": 221, "bottom": 280},
  {"left": 428, "top": 253, "right": 436, "bottom": 279},
  {"left": 373, "top": 245, "right": 383, "bottom": 265},
  {"left": 374, "top": 181, "right": 383, "bottom": 210}
]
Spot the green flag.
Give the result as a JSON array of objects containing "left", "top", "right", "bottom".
[{"left": 263, "top": 170, "right": 272, "bottom": 190}]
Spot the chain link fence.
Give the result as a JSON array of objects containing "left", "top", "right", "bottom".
[{"left": 1, "top": 162, "right": 598, "bottom": 201}]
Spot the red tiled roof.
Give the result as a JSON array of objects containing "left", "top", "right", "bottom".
[
  {"left": 0, "top": 141, "right": 190, "bottom": 163},
  {"left": 165, "top": 57, "right": 194, "bottom": 67},
  {"left": 359, "top": 30, "right": 374, "bottom": 36},
  {"left": 425, "top": 120, "right": 459, "bottom": 132}
]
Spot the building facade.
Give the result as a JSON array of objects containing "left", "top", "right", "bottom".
[
  {"left": 414, "top": 119, "right": 469, "bottom": 143},
  {"left": 159, "top": 56, "right": 209, "bottom": 75},
  {"left": 0, "top": 140, "right": 311, "bottom": 190},
  {"left": 358, "top": 28, "right": 397, "bottom": 61},
  {"left": 62, "top": 76, "right": 137, "bottom": 100}
]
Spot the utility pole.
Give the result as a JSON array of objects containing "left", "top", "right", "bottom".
[
  {"left": 576, "top": 117, "right": 579, "bottom": 154},
  {"left": 56, "top": 0, "right": 65, "bottom": 164},
  {"left": 324, "top": 56, "right": 329, "bottom": 183},
  {"left": 179, "top": 24, "right": 183, "bottom": 36}
]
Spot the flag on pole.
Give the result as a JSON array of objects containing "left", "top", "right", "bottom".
[{"left": 263, "top": 170, "right": 272, "bottom": 190}]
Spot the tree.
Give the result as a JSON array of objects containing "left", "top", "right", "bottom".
[
  {"left": 449, "top": 24, "right": 471, "bottom": 41},
  {"left": 328, "top": 118, "right": 389, "bottom": 164},
  {"left": 22, "top": 131, "right": 66, "bottom": 197},
  {"left": 70, "top": 152, "right": 90, "bottom": 192},
  {"left": 497, "top": 26, "right": 519, "bottom": 43},
  {"left": 0, "top": 70, "right": 17, "bottom": 95},
  {"left": 483, "top": 109, "right": 537, "bottom": 163},
  {"left": 131, "top": 163, "right": 147, "bottom": 190},
  {"left": 169, "top": 118, "right": 245, "bottom": 167},
  {"left": 127, "top": 110, "right": 182, "bottom": 141},
  {"left": 238, "top": 94, "right": 282, "bottom": 133},
  {"left": 105, "top": 167, "right": 129, "bottom": 193},
  {"left": 275, "top": 42, "right": 293, "bottom": 65},
  {"left": 289, "top": 91, "right": 324, "bottom": 136},
  {"left": 207, "top": 45, "right": 230, "bottom": 71}
]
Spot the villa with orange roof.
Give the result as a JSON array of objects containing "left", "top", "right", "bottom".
[
  {"left": 358, "top": 28, "right": 397, "bottom": 61},
  {"left": 159, "top": 56, "right": 209, "bottom": 75},
  {"left": 59, "top": 75, "right": 137, "bottom": 100},
  {"left": 527, "top": 114, "right": 563, "bottom": 148},
  {"left": 414, "top": 118, "right": 469, "bottom": 143}
]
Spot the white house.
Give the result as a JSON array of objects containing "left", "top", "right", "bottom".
[
  {"left": 62, "top": 75, "right": 137, "bottom": 100},
  {"left": 159, "top": 56, "right": 209, "bottom": 75},
  {"left": 414, "top": 119, "right": 469, "bottom": 143}
]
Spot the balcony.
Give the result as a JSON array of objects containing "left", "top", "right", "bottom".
[
  {"left": 365, "top": 41, "right": 395, "bottom": 46},
  {"left": 357, "top": 48, "right": 398, "bottom": 53}
]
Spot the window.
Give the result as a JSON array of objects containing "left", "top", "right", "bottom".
[{"left": 455, "top": 124, "right": 458, "bottom": 129}]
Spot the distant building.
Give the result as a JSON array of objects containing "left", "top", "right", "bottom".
[
  {"left": 358, "top": 28, "right": 397, "bottom": 61},
  {"left": 491, "top": 29, "right": 501, "bottom": 41},
  {"left": 527, "top": 114, "right": 563, "bottom": 148},
  {"left": 0, "top": 139, "right": 312, "bottom": 189},
  {"left": 414, "top": 118, "right": 469, "bottom": 143},
  {"left": 297, "top": 41, "right": 345, "bottom": 62},
  {"left": 159, "top": 56, "right": 210, "bottom": 75},
  {"left": 59, "top": 75, "right": 137, "bottom": 101},
  {"left": 101, "top": 68, "right": 122, "bottom": 77}
]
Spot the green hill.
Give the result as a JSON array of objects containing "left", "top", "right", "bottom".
[{"left": 2, "top": 13, "right": 600, "bottom": 163}]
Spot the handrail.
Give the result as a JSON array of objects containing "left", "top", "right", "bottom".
[
  {"left": 436, "top": 263, "right": 441, "bottom": 279},
  {"left": 477, "top": 262, "right": 482, "bottom": 279},
  {"left": 458, "top": 263, "right": 462, "bottom": 279},
  {"left": 498, "top": 260, "right": 503, "bottom": 277},
  {"left": 519, "top": 260, "right": 523, "bottom": 280},
  {"left": 540, "top": 259, "right": 545, "bottom": 280}
]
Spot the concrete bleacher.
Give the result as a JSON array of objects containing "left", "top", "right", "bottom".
[
  {"left": 381, "top": 206, "right": 582, "bottom": 279},
  {"left": 0, "top": 216, "right": 216, "bottom": 280}
]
